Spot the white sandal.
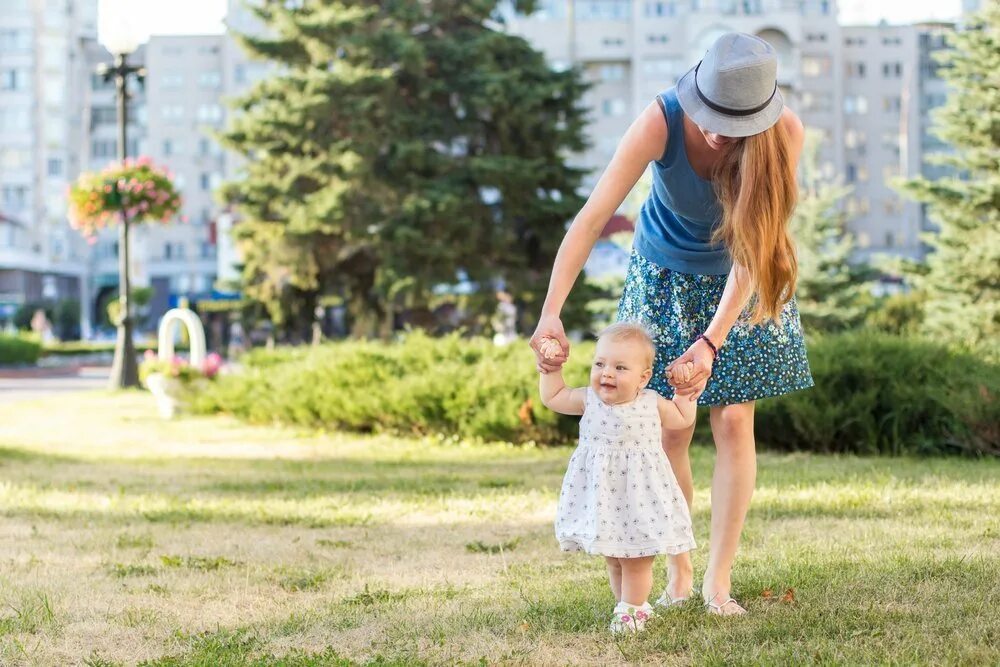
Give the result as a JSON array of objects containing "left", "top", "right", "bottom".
[
  {"left": 705, "top": 593, "right": 747, "bottom": 616},
  {"left": 654, "top": 588, "right": 693, "bottom": 608}
]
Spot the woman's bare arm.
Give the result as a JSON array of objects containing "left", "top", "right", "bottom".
[{"left": 531, "top": 100, "right": 669, "bottom": 371}]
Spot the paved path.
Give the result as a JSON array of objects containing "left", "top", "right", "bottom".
[{"left": 0, "top": 367, "right": 110, "bottom": 405}]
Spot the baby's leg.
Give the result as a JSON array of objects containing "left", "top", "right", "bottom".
[
  {"left": 620, "top": 556, "right": 655, "bottom": 607},
  {"left": 604, "top": 557, "right": 622, "bottom": 602}
]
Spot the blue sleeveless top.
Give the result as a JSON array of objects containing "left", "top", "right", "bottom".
[{"left": 632, "top": 88, "right": 732, "bottom": 276}]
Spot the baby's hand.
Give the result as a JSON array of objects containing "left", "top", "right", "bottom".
[
  {"left": 666, "top": 361, "right": 695, "bottom": 385},
  {"left": 538, "top": 336, "right": 563, "bottom": 361}
]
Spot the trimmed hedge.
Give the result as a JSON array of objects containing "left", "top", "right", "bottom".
[
  {"left": 192, "top": 333, "right": 589, "bottom": 443},
  {"left": 756, "top": 332, "right": 998, "bottom": 456},
  {"left": 0, "top": 334, "right": 42, "bottom": 365},
  {"left": 192, "top": 331, "right": 998, "bottom": 456}
]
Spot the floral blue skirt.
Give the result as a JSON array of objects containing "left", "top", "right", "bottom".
[{"left": 616, "top": 250, "right": 814, "bottom": 406}]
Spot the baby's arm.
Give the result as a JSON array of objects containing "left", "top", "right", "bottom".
[
  {"left": 539, "top": 368, "right": 586, "bottom": 416},
  {"left": 656, "top": 392, "right": 697, "bottom": 430}
]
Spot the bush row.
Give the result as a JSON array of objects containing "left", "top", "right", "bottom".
[
  {"left": 192, "top": 331, "right": 998, "bottom": 456},
  {"left": 0, "top": 334, "right": 42, "bottom": 366}
]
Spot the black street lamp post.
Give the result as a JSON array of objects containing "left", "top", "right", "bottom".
[{"left": 97, "top": 45, "right": 146, "bottom": 388}]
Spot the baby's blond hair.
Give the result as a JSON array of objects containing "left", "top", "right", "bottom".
[{"left": 596, "top": 321, "right": 656, "bottom": 368}]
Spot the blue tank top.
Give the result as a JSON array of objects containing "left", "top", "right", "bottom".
[{"left": 632, "top": 88, "right": 732, "bottom": 276}]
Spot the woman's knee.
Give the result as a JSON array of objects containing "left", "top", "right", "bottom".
[{"left": 710, "top": 403, "right": 755, "bottom": 445}]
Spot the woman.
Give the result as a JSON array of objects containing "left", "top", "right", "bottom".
[{"left": 530, "top": 32, "right": 813, "bottom": 616}]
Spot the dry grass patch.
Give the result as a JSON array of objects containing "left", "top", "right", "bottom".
[{"left": 0, "top": 391, "right": 997, "bottom": 665}]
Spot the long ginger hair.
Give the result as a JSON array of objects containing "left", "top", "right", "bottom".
[{"left": 711, "top": 120, "right": 798, "bottom": 325}]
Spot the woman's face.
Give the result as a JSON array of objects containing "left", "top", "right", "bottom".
[{"left": 698, "top": 126, "right": 736, "bottom": 151}]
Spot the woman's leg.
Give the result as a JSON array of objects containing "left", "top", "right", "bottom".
[
  {"left": 605, "top": 557, "right": 623, "bottom": 602},
  {"left": 620, "top": 556, "right": 656, "bottom": 606},
  {"left": 703, "top": 401, "right": 756, "bottom": 613},
  {"left": 662, "top": 419, "right": 697, "bottom": 599}
]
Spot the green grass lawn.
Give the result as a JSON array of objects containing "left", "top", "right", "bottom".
[{"left": 0, "top": 391, "right": 997, "bottom": 665}]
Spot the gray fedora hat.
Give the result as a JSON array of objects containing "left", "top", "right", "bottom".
[{"left": 676, "top": 32, "right": 784, "bottom": 138}]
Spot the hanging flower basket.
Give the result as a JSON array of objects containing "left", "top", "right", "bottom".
[{"left": 67, "top": 157, "right": 184, "bottom": 241}]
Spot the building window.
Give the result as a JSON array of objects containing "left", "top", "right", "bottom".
[
  {"left": 846, "top": 61, "right": 866, "bottom": 78},
  {"left": 644, "top": 1, "right": 677, "bottom": 16},
  {"left": 885, "top": 231, "right": 895, "bottom": 247},
  {"left": 163, "top": 139, "right": 181, "bottom": 156},
  {"left": 844, "top": 95, "right": 868, "bottom": 115},
  {"left": 198, "top": 71, "right": 222, "bottom": 88},
  {"left": 91, "top": 139, "right": 117, "bottom": 158},
  {"left": 844, "top": 36, "right": 867, "bottom": 47},
  {"left": 0, "top": 68, "right": 27, "bottom": 91},
  {"left": 162, "top": 105, "right": 185, "bottom": 121},
  {"left": 578, "top": 1, "right": 632, "bottom": 20},
  {"left": 598, "top": 64, "right": 626, "bottom": 81},
  {"left": 882, "top": 36, "right": 903, "bottom": 46},
  {"left": 647, "top": 34, "right": 669, "bottom": 44},
  {"left": 806, "top": 32, "right": 827, "bottom": 43},
  {"left": 91, "top": 106, "right": 117, "bottom": 125},
  {"left": 196, "top": 105, "right": 224, "bottom": 123},
  {"left": 198, "top": 45, "right": 220, "bottom": 55},
  {"left": 882, "top": 62, "right": 902, "bottom": 78},
  {"left": 200, "top": 242, "right": 216, "bottom": 259},
  {"left": 1, "top": 185, "right": 29, "bottom": 210},
  {"left": 846, "top": 163, "right": 857, "bottom": 183},
  {"left": 160, "top": 73, "right": 184, "bottom": 89},
  {"left": 923, "top": 93, "right": 947, "bottom": 109},
  {"left": 602, "top": 37, "right": 625, "bottom": 47},
  {"left": 801, "top": 91, "right": 833, "bottom": 113},
  {"left": 602, "top": 98, "right": 627, "bottom": 117},
  {"left": 0, "top": 30, "right": 31, "bottom": 52},
  {"left": 883, "top": 96, "right": 901, "bottom": 112},
  {"left": 802, "top": 56, "right": 831, "bottom": 77},
  {"left": 883, "top": 165, "right": 900, "bottom": 181},
  {"left": 47, "top": 158, "right": 62, "bottom": 176}
]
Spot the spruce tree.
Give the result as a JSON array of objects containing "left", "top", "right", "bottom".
[
  {"left": 791, "top": 130, "right": 874, "bottom": 333},
  {"left": 897, "top": 5, "right": 1000, "bottom": 348},
  {"left": 220, "top": 0, "right": 589, "bottom": 338}
]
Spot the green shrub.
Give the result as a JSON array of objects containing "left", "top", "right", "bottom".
[
  {"left": 0, "top": 334, "right": 42, "bottom": 365},
  {"left": 192, "top": 332, "right": 590, "bottom": 443},
  {"left": 192, "top": 331, "right": 998, "bottom": 456},
  {"left": 757, "top": 332, "right": 998, "bottom": 456}
]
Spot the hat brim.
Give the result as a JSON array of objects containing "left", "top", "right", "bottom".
[{"left": 675, "top": 65, "right": 784, "bottom": 138}]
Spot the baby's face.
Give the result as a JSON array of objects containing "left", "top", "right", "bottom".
[{"left": 590, "top": 337, "right": 653, "bottom": 405}]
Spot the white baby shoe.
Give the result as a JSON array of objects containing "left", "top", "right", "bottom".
[{"left": 609, "top": 601, "right": 654, "bottom": 634}]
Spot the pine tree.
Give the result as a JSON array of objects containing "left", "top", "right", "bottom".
[
  {"left": 220, "top": 0, "right": 588, "bottom": 338},
  {"left": 897, "top": 5, "right": 1000, "bottom": 348},
  {"left": 791, "top": 130, "right": 874, "bottom": 333}
]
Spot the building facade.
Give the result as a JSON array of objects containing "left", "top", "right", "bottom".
[
  {"left": 504, "top": 0, "right": 957, "bottom": 264},
  {"left": 0, "top": 0, "right": 97, "bottom": 332}
]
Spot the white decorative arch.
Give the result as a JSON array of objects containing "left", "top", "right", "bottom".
[{"left": 157, "top": 308, "right": 207, "bottom": 367}]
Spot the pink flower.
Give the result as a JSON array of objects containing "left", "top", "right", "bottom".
[
  {"left": 202, "top": 352, "right": 222, "bottom": 378},
  {"left": 143, "top": 349, "right": 157, "bottom": 361},
  {"left": 620, "top": 614, "right": 632, "bottom": 623},
  {"left": 635, "top": 610, "right": 648, "bottom": 621}
]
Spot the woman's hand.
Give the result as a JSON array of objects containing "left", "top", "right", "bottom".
[
  {"left": 666, "top": 338, "right": 715, "bottom": 397},
  {"left": 529, "top": 314, "right": 570, "bottom": 374}
]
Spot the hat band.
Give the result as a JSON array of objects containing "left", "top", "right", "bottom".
[{"left": 694, "top": 61, "right": 777, "bottom": 118}]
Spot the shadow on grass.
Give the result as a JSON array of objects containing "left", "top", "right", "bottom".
[{"left": 117, "top": 552, "right": 1000, "bottom": 665}]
